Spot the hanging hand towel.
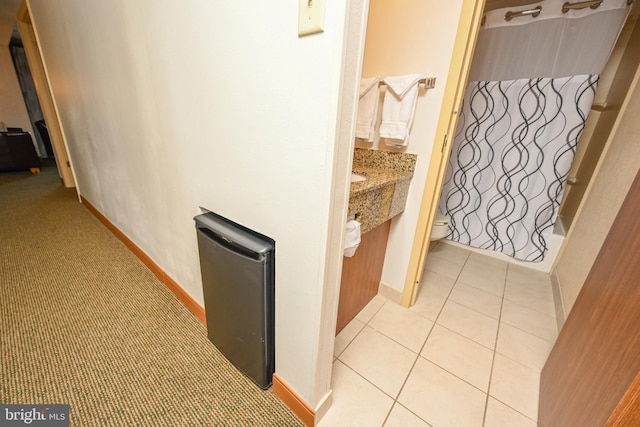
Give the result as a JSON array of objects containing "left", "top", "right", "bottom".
[
  {"left": 379, "top": 74, "right": 425, "bottom": 146},
  {"left": 355, "top": 76, "right": 381, "bottom": 142}
]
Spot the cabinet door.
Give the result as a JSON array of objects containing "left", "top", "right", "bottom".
[{"left": 336, "top": 220, "right": 391, "bottom": 335}]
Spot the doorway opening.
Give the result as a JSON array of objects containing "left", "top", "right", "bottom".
[
  {"left": 15, "top": 1, "right": 76, "bottom": 189},
  {"left": 404, "top": 0, "right": 640, "bottom": 308}
]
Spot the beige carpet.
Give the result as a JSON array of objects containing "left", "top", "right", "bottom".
[{"left": 0, "top": 162, "right": 303, "bottom": 426}]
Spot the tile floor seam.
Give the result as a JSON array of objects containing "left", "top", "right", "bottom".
[
  {"left": 420, "top": 249, "right": 471, "bottom": 343},
  {"left": 444, "top": 293, "right": 502, "bottom": 323},
  {"left": 378, "top": 251, "right": 485, "bottom": 425},
  {"left": 435, "top": 285, "right": 500, "bottom": 350},
  {"left": 481, "top": 262, "right": 509, "bottom": 426},
  {"left": 488, "top": 395, "right": 538, "bottom": 424},
  {"left": 325, "top": 359, "right": 395, "bottom": 427},
  {"left": 381, "top": 252, "right": 469, "bottom": 427},
  {"left": 498, "top": 316, "right": 557, "bottom": 344},
  {"left": 360, "top": 301, "right": 430, "bottom": 405},
  {"left": 491, "top": 348, "right": 544, "bottom": 375},
  {"left": 493, "top": 325, "right": 553, "bottom": 371},
  {"left": 381, "top": 345, "right": 430, "bottom": 425},
  {"left": 427, "top": 322, "right": 496, "bottom": 353},
  {"left": 335, "top": 356, "right": 414, "bottom": 403},
  {"left": 337, "top": 352, "right": 432, "bottom": 427},
  {"left": 498, "top": 326, "right": 555, "bottom": 344},
  {"left": 337, "top": 354, "right": 420, "bottom": 402},
  {"left": 417, "top": 351, "right": 491, "bottom": 395},
  {"left": 334, "top": 297, "right": 388, "bottom": 358},
  {"left": 437, "top": 247, "right": 549, "bottom": 424},
  {"left": 384, "top": 402, "right": 434, "bottom": 427},
  {"left": 502, "top": 295, "right": 559, "bottom": 319},
  {"left": 358, "top": 297, "right": 388, "bottom": 324},
  {"left": 456, "top": 269, "right": 508, "bottom": 290},
  {"left": 381, "top": 404, "right": 394, "bottom": 427},
  {"left": 425, "top": 249, "right": 470, "bottom": 299},
  {"left": 325, "top": 243, "right": 554, "bottom": 426},
  {"left": 380, "top": 409, "right": 391, "bottom": 426},
  {"left": 334, "top": 323, "right": 366, "bottom": 359},
  {"left": 364, "top": 322, "right": 432, "bottom": 356}
]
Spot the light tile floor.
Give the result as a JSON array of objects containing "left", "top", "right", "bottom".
[{"left": 319, "top": 242, "right": 558, "bottom": 427}]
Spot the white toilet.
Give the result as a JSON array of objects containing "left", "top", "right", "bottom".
[{"left": 430, "top": 213, "right": 450, "bottom": 241}]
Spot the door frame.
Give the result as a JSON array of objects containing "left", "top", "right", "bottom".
[
  {"left": 16, "top": 0, "right": 77, "bottom": 190},
  {"left": 401, "top": 0, "right": 486, "bottom": 306}
]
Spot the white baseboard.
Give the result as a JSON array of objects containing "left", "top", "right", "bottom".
[
  {"left": 378, "top": 281, "right": 402, "bottom": 304},
  {"left": 550, "top": 268, "right": 566, "bottom": 332},
  {"left": 313, "top": 390, "right": 333, "bottom": 425}
]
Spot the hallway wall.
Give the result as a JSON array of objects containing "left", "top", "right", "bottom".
[{"left": 27, "top": 0, "right": 353, "bottom": 408}]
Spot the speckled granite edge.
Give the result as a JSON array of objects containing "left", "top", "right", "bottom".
[
  {"left": 348, "top": 184, "right": 395, "bottom": 234},
  {"left": 349, "top": 167, "right": 410, "bottom": 197},
  {"left": 348, "top": 148, "right": 417, "bottom": 234},
  {"left": 353, "top": 148, "right": 417, "bottom": 174}
]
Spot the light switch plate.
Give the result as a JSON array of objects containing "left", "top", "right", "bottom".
[{"left": 298, "top": 0, "right": 325, "bottom": 37}]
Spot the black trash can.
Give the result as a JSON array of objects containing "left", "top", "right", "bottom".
[{"left": 194, "top": 211, "right": 275, "bottom": 389}]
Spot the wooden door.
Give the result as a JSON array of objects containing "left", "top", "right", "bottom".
[
  {"left": 402, "top": 0, "right": 485, "bottom": 307},
  {"left": 539, "top": 169, "right": 640, "bottom": 426}
]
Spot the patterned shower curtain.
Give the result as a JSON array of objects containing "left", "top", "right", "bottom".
[
  {"left": 435, "top": 0, "right": 630, "bottom": 262},
  {"left": 439, "top": 75, "right": 598, "bottom": 261}
]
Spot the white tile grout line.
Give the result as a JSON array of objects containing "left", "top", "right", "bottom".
[
  {"left": 335, "top": 306, "right": 424, "bottom": 426},
  {"left": 376, "top": 247, "right": 473, "bottom": 427},
  {"left": 442, "top": 260, "right": 558, "bottom": 346},
  {"left": 482, "top": 261, "right": 509, "bottom": 426},
  {"left": 334, "top": 247, "right": 550, "bottom": 426},
  {"left": 333, "top": 298, "right": 387, "bottom": 359},
  {"left": 482, "top": 262, "right": 541, "bottom": 425},
  {"left": 335, "top": 263, "right": 454, "bottom": 426}
]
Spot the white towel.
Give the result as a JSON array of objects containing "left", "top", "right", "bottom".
[
  {"left": 343, "top": 220, "right": 361, "bottom": 257},
  {"left": 355, "top": 76, "right": 381, "bottom": 142},
  {"left": 380, "top": 74, "right": 425, "bottom": 146}
]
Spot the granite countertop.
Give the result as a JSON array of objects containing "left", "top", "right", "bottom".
[
  {"left": 350, "top": 167, "right": 413, "bottom": 196},
  {"left": 347, "top": 149, "right": 417, "bottom": 234}
]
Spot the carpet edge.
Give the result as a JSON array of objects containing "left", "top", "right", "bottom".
[
  {"left": 80, "top": 195, "right": 311, "bottom": 425},
  {"left": 80, "top": 195, "right": 207, "bottom": 325}
]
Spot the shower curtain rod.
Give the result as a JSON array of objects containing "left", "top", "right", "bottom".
[
  {"left": 562, "top": 0, "right": 604, "bottom": 12},
  {"left": 498, "top": 0, "right": 634, "bottom": 23},
  {"left": 504, "top": 6, "right": 541, "bottom": 21}
]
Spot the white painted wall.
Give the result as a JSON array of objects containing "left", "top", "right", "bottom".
[
  {"left": 27, "top": 0, "right": 353, "bottom": 407},
  {"left": 358, "top": 0, "right": 464, "bottom": 291},
  {"left": 554, "top": 63, "right": 640, "bottom": 315}
]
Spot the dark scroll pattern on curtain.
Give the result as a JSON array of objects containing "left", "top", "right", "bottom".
[{"left": 439, "top": 75, "right": 599, "bottom": 261}]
